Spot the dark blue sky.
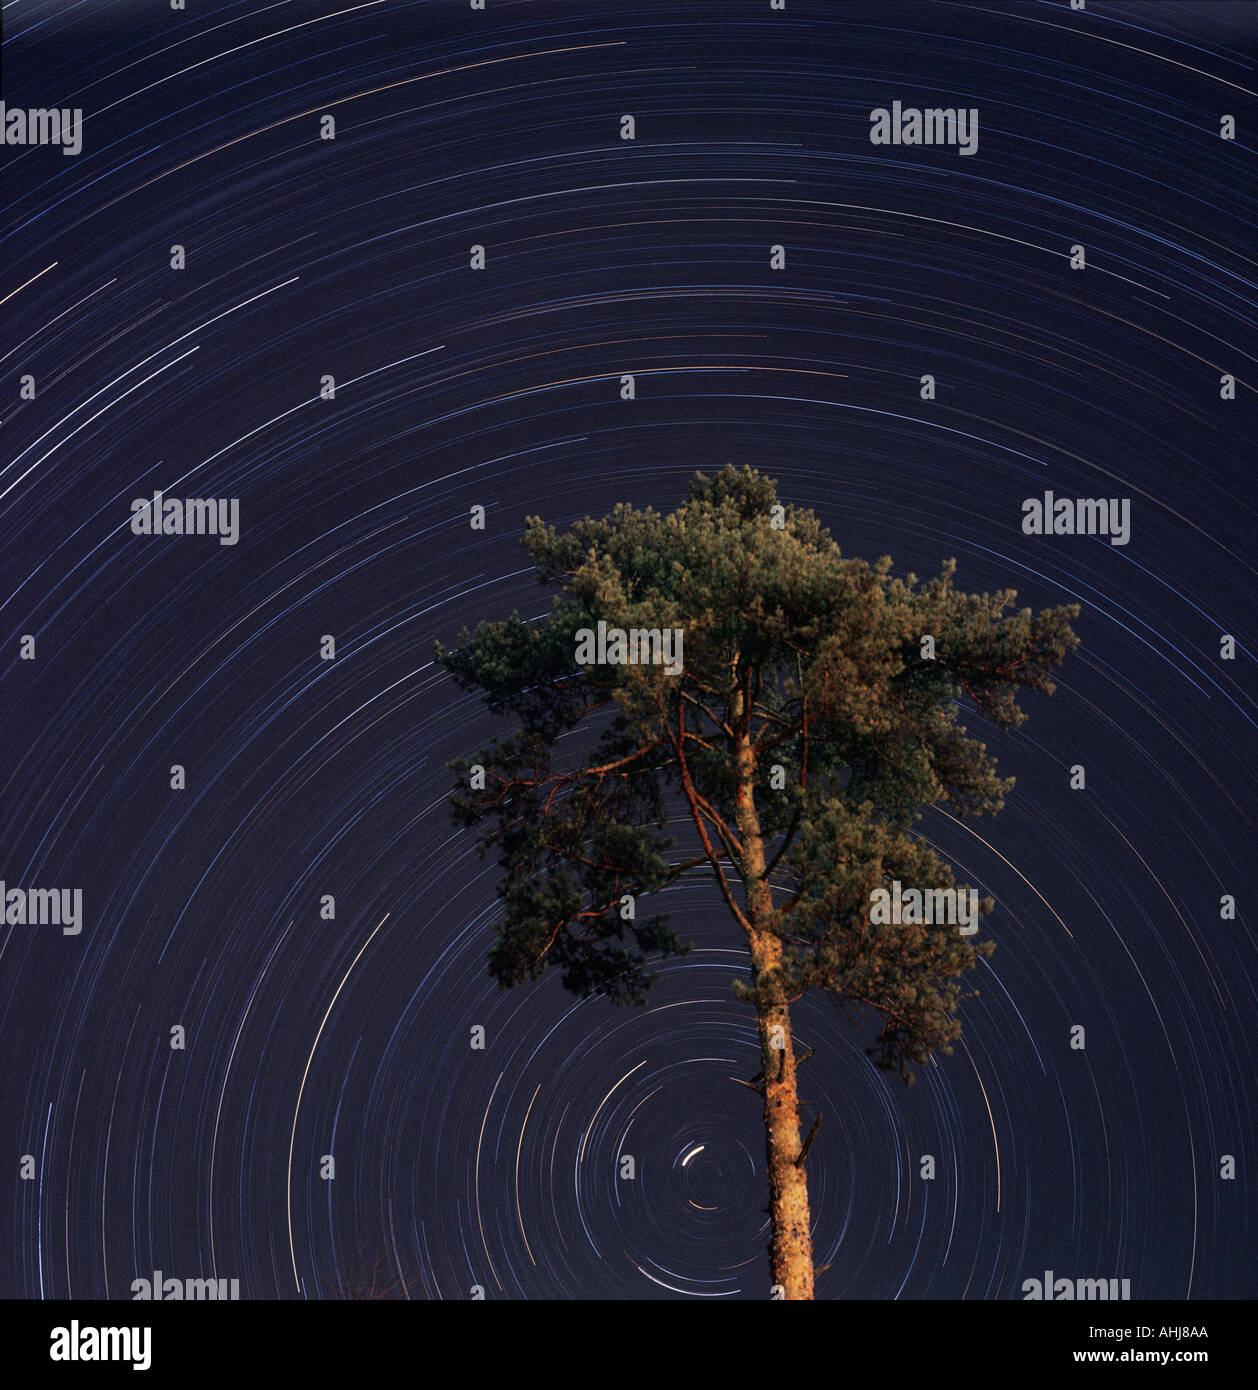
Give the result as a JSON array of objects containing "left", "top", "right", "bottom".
[{"left": 1, "top": 0, "right": 1254, "bottom": 1300}]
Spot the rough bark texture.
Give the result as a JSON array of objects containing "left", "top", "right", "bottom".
[
  {"left": 750, "top": 930, "right": 815, "bottom": 1299},
  {"left": 734, "top": 696, "right": 815, "bottom": 1299}
]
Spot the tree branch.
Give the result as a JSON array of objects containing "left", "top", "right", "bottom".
[
  {"left": 670, "top": 706, "right": 752, "bottom": 933},
  {"left": 795, "top": 1111, "right": 822, "bottom": 1167},
  {"left": 679, "top": 688, "right": 734, "bottom": 739}
]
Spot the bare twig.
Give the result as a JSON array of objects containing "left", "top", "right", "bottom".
[{"left": 795, "top": 1111, "right": 823, "bottom": 1167}]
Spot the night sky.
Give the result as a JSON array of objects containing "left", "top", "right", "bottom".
[{"left": 1, "top": 0, "right": 1255, "bottom": 1302}]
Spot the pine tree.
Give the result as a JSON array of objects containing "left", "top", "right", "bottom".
[{"left": 436, "top": 465, "right": 1079, "bottom": 1299}]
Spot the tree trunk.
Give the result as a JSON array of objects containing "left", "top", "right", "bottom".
[
  {"left": 749, "top": 929, "right": 815, "bottom": 1298},
  {"left": 731, "top": 695, "right": 816, "bottom": 1299}
]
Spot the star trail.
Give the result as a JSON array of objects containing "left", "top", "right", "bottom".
[{"left": 1, "top": 0, "right": 1255, "bottom": 1312}]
